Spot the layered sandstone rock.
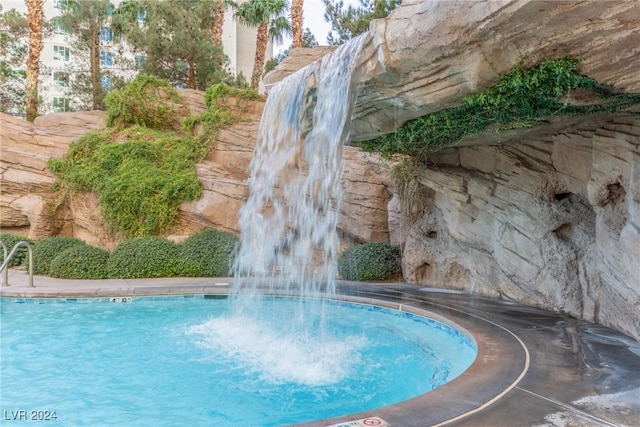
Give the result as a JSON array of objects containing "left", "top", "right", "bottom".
[
  {"left": 0, "top": 91, "right": 392, "bottom": 248},
  {"left": 269, "top": 1, "right": 640, "bottom": 141},
  {"left": 0, "top": 112, "right": 105, "bottom": 239},
  {"left": 263, "top": 0, "right": 640, "bottom": 339},
  {"left": 401, "top": 114, "right": 640, "bottom": 340},
  {"left": 350, "top": 0, "right": 640, "bottom": 139},
  {"left": 264, "top": 46, "right": 338, "bottom": 92}
]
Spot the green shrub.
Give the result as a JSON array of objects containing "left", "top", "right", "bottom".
[
  {"left": 30, "top": 237, "right": 88, "bottom": 275},
  {"left": 104, "top": 74, "right": 183, "bottom": 129},
  {"left": 49, "top": 245, "right": 110, "bottom": 279},
  {"left": 338, "top": 242, "right": 402, "bottom": 281},
  {"left": 179, "top": 229, "right": 238, "bottom": 277},
  {"left": 204, "top": 82, "right": 261, "bottom": 109},
  {"left": 361, "top": 58, "right": 640, "bottom": 160},
  {"left": 48, "top": 127, "right": 204, "bottom": 239},
  {"left": 107, "top": 237, "right": 181, "bottom": 278},
  {"left": 0, "top": 234, "right": 34, "bottom": 267}
]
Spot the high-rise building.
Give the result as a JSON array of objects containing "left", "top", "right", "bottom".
[{"left": 2, "top": 0, "right": 270, "bottom": 116}]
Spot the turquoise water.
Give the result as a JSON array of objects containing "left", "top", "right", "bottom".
[{"left": 0, "top": 296, "right": 476, "bottom": 426}]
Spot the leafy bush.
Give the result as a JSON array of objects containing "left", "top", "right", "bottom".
[
  {"left": 49, "top": 245, "right": 110, "bottom": 279},
  {"left": 204, "top": 82, "right": 261, "bottom": 109},
  {"left": 48, "top": 127, "right": 204, "bottom": 239},
  {"left": 30, "top": 237, "right": 88, "bottom": 275},
  {"left": 0, "top": 234, "right": 34, "bottom": 267},
  {"left": 179, "top": 229, "right": 238, "bottom": 277},
  {"left": 107, "top": 237, "right": 181, "bottom": 278},
  {"left": 361, "top": 58, "right": 640, "bottom": 160},
  {"left": 104, "top": 74, "right": 183, "bottom": 129},
  {"left": 338, "top": 242, "right": 402, "bottom": 281},
  {"left": 183, "top": 82, "right": 261, "bottom": 138}
]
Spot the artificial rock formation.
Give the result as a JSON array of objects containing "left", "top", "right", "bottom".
[
  {"left": 350, "top": 0, "right": 640, "bottom": 140},
  {"left": 0, "top": 92, "right": 392, "bottom": 249},
  {"left": 401, "top": 114, "right": 640, "bottom": 341},
  {"left": 358, "top": 0, "right": 640, "bottom": 341},
  {"left": 265, "top": 0, "right": 640, "bottom": 339},
  {"left": 1, "top": 112, "right": 105, "bottom": 239}
]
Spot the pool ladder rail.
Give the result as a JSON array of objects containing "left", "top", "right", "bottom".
[{"left": 0, "top": 240, "right": 34, "bottom": 287}]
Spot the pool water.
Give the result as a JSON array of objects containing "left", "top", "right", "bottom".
[{"left": 0, "top": 296, "right": 476, "bottom": 426}]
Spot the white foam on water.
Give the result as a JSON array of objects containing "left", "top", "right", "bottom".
[
  {"left": 186, "top": 315, "right": 367, "bottom": 386},
  {"left": 197, "top": 33, "right": 372, "bottom": 387}
]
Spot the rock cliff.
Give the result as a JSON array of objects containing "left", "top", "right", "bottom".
[
  {"left": 401, "top": 113, "right": 640, "bottom": 340},
  {"left": 265, "top": 0, "right": 640, "bottom": 340},
  {"left": 0, "top": 92, "right": 392, "bottom": 250}
]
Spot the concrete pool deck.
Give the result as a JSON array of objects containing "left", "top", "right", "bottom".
[{"left": 2, "top": 268, "right": 639, "bottom": 427}]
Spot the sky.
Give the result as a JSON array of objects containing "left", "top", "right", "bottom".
[{"left": 276, "top": 0, "right": 360, "bottom": 53}]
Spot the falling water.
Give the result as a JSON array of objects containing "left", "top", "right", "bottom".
[
  {"left": 232, "top": 33, "right": 371, "bottom": 302},
  {"left": 190, "top": 34, "right": 372, "bottom": 387}
]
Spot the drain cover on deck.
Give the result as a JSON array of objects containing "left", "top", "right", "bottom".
[{"left": 326, "top": 417, "right": 390, "bottom": 427}]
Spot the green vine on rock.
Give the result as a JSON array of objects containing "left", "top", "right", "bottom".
[
  {"left": 49, "top": 128, "right": 204, "bottom": 239},
  {"left": 183, "top": 83, "right": 263, "bottom": 138},
  {"left": 359, "top": 58, "right": 640, "bottom": 160},
  {"left": 105, "top": 74, "right": 185, "bottom": 129},
  {"left": 49, "top": 78, "right": 263, "bottom": 239}
]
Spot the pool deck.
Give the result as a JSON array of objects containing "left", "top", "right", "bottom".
[{"left": 2, "top": 268, "right": 639, "bottom": 427}]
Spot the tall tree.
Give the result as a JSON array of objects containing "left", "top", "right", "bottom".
[
  {"left": 25, "top": 0, "right": 44, "bottom": 121},
  {"left": 323, "top": 0, "right": 400, "bottom": 45},
  {"left": 116, "top": 0, "right": 229, "bottom": 90},
  {"left": 58, "top": 0, "right": 115, "bottom": 110},
  {"left": 211, "top": 0, "right": 226, "bottom": 45},
  {"left": 0, "top": 6, "right": 28, "bottom": 116},
  {"left": 234, "top": 0, "right": 290, "bottom": 89},
  {"left": 290, "top": 0, "right": 304, "bottom": 48}
]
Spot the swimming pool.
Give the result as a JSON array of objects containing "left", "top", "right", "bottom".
[{"left": 0, "top": 296, "right": 476, "bottom": 426}]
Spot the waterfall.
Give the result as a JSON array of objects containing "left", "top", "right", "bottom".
[
  {"left": 192, "top": 34, "right": 374, "bottom": 387},
  {"left": 232, "top": 33, "right": 370, "bottom": 303}
]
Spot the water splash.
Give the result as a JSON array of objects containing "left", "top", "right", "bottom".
[
  {"left": 232, "top": 33, "right": 371, "bottom": 302},
  {"left": 192, "top": 34, "right": 372, "bottom": 386},
  {"left": 187, "top": 314, "right": 367, "bottom": 386}
]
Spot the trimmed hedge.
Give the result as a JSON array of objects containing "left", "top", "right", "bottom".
[
  {"left": 338, "top": 242, "right": 402, "bottom": 281},
  {"left": 31, "top": 237, "right": 88, "bottom": 275},
  {"left": 49, "top": 245, "right": 110, "bottom": 279},
  {"left": 107, "top": 237, "right": 181, "bottom": 279},
  {"left": 179, "top": 229, "right": 238, "bottom": 277},
  {"left": 0, "top": 234, "right": 34, "bottom": 267}
]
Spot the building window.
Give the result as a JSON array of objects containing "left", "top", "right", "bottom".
[
  {"left": 53, "top": 19, "right": 67, "bottom": 35},
  {"left": 134, "top": 54, "right": 146, "bottom": 70},
  {"left": 54, "top": 72, "right": 69, "bottom": 87},
  {"left": 100, "top": 51, "right": 114, "bottom": 67},
  {"left": 53, "top": 97, "right": 70, "bottom": 112},
  {"left": 53, "top": 45, "right": 70, "bottom": 61},
  {"left": 100, "top": 27, "right": 112, "bottom": 42},
  {"left": 100, "top": 75, "right": 112, "bottom": 90}
]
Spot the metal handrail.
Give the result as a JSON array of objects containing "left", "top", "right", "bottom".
[
  {"left": 0, "top": 241, "right": 34, "bottom": 287},
  {"left": 0, "top": 240, "right": 7, "bottom": 286}
]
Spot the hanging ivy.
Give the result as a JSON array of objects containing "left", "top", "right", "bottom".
[{"left": 358, "top": 58, "right": 640, "bottom": 160}]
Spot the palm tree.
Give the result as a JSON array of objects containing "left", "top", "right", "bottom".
[
  {"left": 290, "top": 0, "right": 304, "bottom": 48},
  {"left": 25, "top": 0, "right": 44, "bottom": 121},
  {"left": 234, "top": 0, "right": 290, "bottom": 89},
  {"left": 212, "top": 0, "right": 226, "bottom": 45}
]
